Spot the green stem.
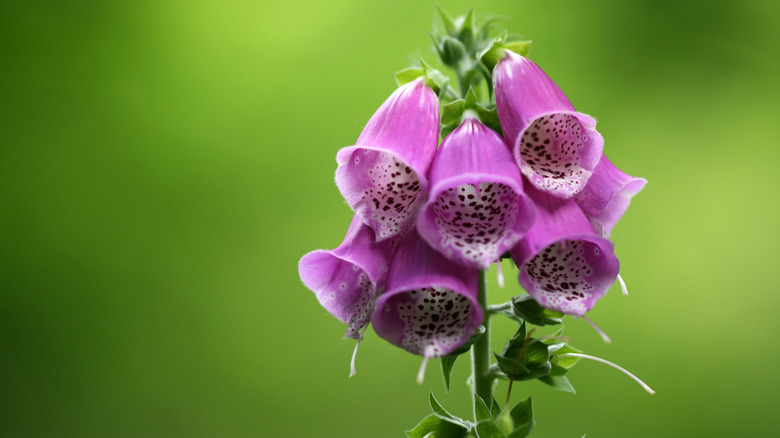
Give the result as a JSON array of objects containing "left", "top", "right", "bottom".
[{"left": 471, "top": 270, "right": 493, "bottom": 415}]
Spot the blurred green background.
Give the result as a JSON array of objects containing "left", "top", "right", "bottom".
[{"left": 2, "top": 0, "right": 778, "bottom": 436}]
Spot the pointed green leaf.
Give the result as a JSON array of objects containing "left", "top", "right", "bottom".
[
  {"left": 420, "top": 58, "right": 450, "bottom": 95},
  {"left": 488, "top": 397, "right": 502, "bottom": 419},
  {"left": 406, "top": 414, "right": 470, "bottom": 438},
  {"left": 465, "top": 87, "right": 478, "bottom": 109},
  {"left": 538, "top": 375, "right": 576, "bottom": 394},
  {"left": 552, "top": 344, "right": 583, "bottom": 370},
  {"left": 441, "top": 355, "right": 458, "bottom": 391},
  {"left": 450, "top": 324, "right": 485, "bottom": 356},
  {"left": 474, "top": 104, "right": 502, "bottom": 135},
  {"left": 508, "top": 398, "right": 533, "bottom": 429},
  {"left": 457, "top": 9, "right": 477, "bottom": 49},
  {"left": 474, "top": 394, "right": 492, "bottom": 423},
  {"left": 430, "top": 393, "right": 455, "bottom": 419},
  {"left": 476, "top": 420, "right": 507, "bottom": 438}
]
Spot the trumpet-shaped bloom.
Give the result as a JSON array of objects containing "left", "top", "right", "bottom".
[
  {"left": 493, "top": 51, "right": 603, "bottom": 198},
  {"left": 574, "top": 155, "right": 647, "bottom": 237},
  {"left": 511, "top": 186, "right": 619, "bottom": 316},
  {"left": 336, "top": 78, "right": 440, "bottom": 241},
  {"left": 372, "top": 229, "right": 482, "bottom": 358},
  {"left": 416, "top": 117, "right": 536, "bottom": 269},
  {"left": 298, "top": 215, "right": 400, "bottom": 339}
]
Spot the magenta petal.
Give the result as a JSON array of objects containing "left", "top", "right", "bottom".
[
  {"left": 575, "top": 155, "right": 647, "bottom": 236},
  {"left": 372, "top": 229, "right": 482, "bottom": 358},
  {"left": 335, "top": 78, "right": 440, "bottom": 241},
  {"left": 417, "top": 118, "right": 536, "bottom": 269},
  {"left": 299, "top": 215, "right": 400, "bottom": 339},
  {"left": 494, "top": 51, "right": 602, "bottom": 198},
  {"left": 511, "top": 186, "right": 619, "bottom": 316}
]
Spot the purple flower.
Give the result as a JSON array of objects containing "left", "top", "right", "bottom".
[
  {"left": 510, "top": 185, "right": 619, "bottom": 316},
  {"left": 574, "top": 155, "right": 647, "bottom": 237},
  {"left": 335, "top": 78, "right": 440, "bottom": 241},
  {"left": 298, "top": 215, "right": 400, "bottom": 339},
  {"left": 493, "top": 51, "right": 603, "bottom": 199},
  {"left": 416, "top": 117, "right": 536, "bottom": 269},
  {"left": 372, "top": 228, "right": 483, "bottom": 358}
]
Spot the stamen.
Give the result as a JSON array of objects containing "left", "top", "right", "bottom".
[
  {"left": 617, "top": 274, "right": 628, "bottom": 296},
  {"left": 557, "top": 353, "right": 655, "bottom": 394},
  {"left": 583, "top": 316, "right": 611, "bottom": 344},
  {"left": 496, "top": 261, "right": 505, "bottom": 288},
  {"left": 416, "top": 356, "right": 431, "bottom": 384},
  {"left": 348, "top": 325, "right": 369, "bottom": 377}
]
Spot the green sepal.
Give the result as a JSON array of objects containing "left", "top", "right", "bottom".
[
  {"left": 551, "top": 344, "right": 583, "bottom": 370},
  {"left": 430, "top": 393, "right": 456, "bottom": 420},
  {"left": 406, "top": 414, "right": 470, "bottom": 438},
  {"left": 474, "top": 103, "right": 502, "bottom": 135},
  {"left": 456, "top": 9, "right": 477, "bottom": 50},
  {"left": 442, "top": 99, "right": 466, "bottom": 127},
  {"left": 394, "top": 60, "right": 450, "bottom": 97},
  {"left": 479, "top": 31, "right": 532, "bottom": 71},
  {"left": 511, "top": 294, "right": 564, "bottom": 326},
  {"left": 494, "top": 325, "right": 553, "bottom": 380},
  {"left": 538, "top": 374, "right": 576, "bottom": 394},
  {"left": 435, "top": 5, "right": 458, "bottom": 37}
]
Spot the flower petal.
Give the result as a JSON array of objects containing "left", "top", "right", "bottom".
[
  {"left": 494, "top": 51, "right": 602, "bottom": 198},
  {"left": 417, "top": 118, "right": 536, "bottom": 269},
  {"left": 372, "top": 228, "right": 482, "bottom": 358},
  {"left": 335, "top": 78, "right": 440, "bottom": 240},
  {"left": 574, "top": 154, "right": 647, "bottom": 236},
  {"left": 299, "top": 215, "right": 400, "bottom": 338},
  {"left": 511, "top": 186, "right": 619, "bottom": 316}
]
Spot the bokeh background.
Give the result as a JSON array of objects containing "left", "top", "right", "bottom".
[{"left": 2, "top": 0, "right": 779, "bottom": 436}]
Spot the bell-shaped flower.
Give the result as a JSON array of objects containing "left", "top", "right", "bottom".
[
  {"left": 336, "top": 78, "right": 440, "bottom": 241},
  {"left": 574, "top": 154, "right": 647, "bottom": 237},
  {"left": 299, "top": 215, "right": 400, "bottom": 339},
  {"left": 493, "top": 51, "right": 603, "bottom": 199},
  {"left": 372, "top": 228, "right": 483, "bottom": 359},
  {"left": 511, "top": 185, "right": 619, "bottom": 316},
  {"left": 416, "top": 116, "right": 536, "bottom": 269}
]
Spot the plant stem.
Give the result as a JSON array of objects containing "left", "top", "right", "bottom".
[{"left": 471, "top": 270, "right": 493, "bottom": 414}]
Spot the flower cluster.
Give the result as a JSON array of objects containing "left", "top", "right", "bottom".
[{"left": 299, "top": 20, "right": 645, "bottom": 370}]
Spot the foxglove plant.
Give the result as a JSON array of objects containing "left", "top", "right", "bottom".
[{"left": 299, "top": 8, "right": 651, "bottom": 437}]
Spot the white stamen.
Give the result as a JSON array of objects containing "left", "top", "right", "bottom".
[
  {"left": 416, "top": 356, "right": 430, "bottom": 384},
  {"left": 617, "top": 274, "right": 628, "bottom": 296},
  {"left": 583, "top": 316, "right": 611, "bottom": 344},
  {"left": 496, "top": 261, "right": 505, "bottom": 288},
  {"left": 557, "top": 353, "right": 655, "bottom": 395},
  {"left": 348, "top": 325, "right": 369, "bottom": 377}
]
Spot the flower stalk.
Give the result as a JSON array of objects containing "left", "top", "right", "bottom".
[{"left": 471, "top": 270, "right": 494, "bottom": 414}]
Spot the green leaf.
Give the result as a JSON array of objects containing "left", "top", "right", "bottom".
[
  {"left": 457, "top": 9, "right": 477, "bottom": 50},
  {"left": 406, "top": 414, "right": 470, "bottom": 438},
  {"left": 395, "top": 67, "right": 424, "bottom": 86},
  {"left": 538, "top": 375, "right": 576, "bottom": 394},
  {"left": 475, "top": 420, "right": 507, "bottom": 438},
  {"left": 430, "top": 393, "right": 455, "bottom": 419},
  {"left": 449, "top": 324, "right": 486, "bottom": 356},
  {"left": 474, "top": 104, "right": 502, "bottom": 136},
  {"left": 474, "top": 394, "right": 492, "bottom": 423},
  {"left": 465, "top": 87, "right": 478, "bottom": 109},
  {"left": 508, "top": 398, "right": 533, "bottom": 430},
  {"left": 511, "top": 295, "right": 564, "bottom": 326},
  {"left": 552, "top": 344, "right": 583, "bottom": 370},
  {"left": 440, "top": 355, "right": 458, "bottom": 391}
]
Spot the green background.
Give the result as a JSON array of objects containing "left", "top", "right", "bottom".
[{"left": 2, "top": 0, "right": 778, "bottom": 436}]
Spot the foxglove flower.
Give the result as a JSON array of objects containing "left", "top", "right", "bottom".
[
  {"left": 416, "top": 117, "right": 536, "bottom": 269},
  {"left": 574, "top": 154, "right": 647, "bottom": 237},
  {"left": 494, "top": 51, "right": 603, "bottom": 198},
  {"left": 511, "top": 185, "right": 619, "bottom": 316},
  {"left": 372, "top": 228, "right": 482, "bottom": 359},
  {"left": 336, "top": 78, "right": 440, "bottom": 241},
  {"left": 298, "top": 215, "right": 400, "bottom": 339}
]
